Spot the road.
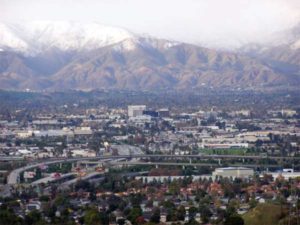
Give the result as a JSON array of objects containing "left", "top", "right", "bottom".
[
  {"left": 107, "top": 161, "right": 280, "bottom": 168},
  {"left": 7, "top": 158, "right": 80, "bottom": 185},
  {"left": 6, "top": 153, "right": 296, "bottom": 185},
  {"left": 0, "top": 184, "right": 12, "bottom": 197},
  {"left": 2, "top": 154, "right": 300, "bottom": 162},
  {"left": 58, "top": 172, "right": 104, "bottom": 190},
  {"left": 0, "top": 156, "right": 24, "bottom": 161},
  {"left": 31, "top": 172, "right": 77, "bottom": 185}
]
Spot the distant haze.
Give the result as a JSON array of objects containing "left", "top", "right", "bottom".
[{"left": 1, "top": 0, "right": 300, "bottom": 49}]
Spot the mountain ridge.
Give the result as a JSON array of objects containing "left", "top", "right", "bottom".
[
  {"left": 0, "top": 21, "right": 299, "bottom": 91},
  {"left": 0, "top": 21, "right": 139, "bottom": 55}
]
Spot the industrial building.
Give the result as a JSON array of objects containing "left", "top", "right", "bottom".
[{"left": 212, "top": 167, "right": 254, "bottom": 178}]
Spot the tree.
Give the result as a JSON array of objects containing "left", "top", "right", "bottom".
[
  {"left": 136, "top": 216, "right": 146, "bottom": 224},
  {"left": 0, "top": 205, "right": 23, "bottom": 225},
  {"left": 127, "top": 207, "right": 142, "bottom": 225},
  {"left": 162, "top": 200, "right": 175, "bottom": 210},
  {"left": 99, "top": 211, "right": 109, "bottom": 225},
  {"left": 39, "top": 195, "right": 50, "bottom": 202},
  {"left": 169, "top": 180, "right": 180, "bottom": 195},
  {"left": 84, "top": 208, "right": 102, "bottom": 225},
  {"left": 199, "top": 204, "right": 212, "bottom": 224},
  {"left": 117, "top": 218, "right": 126, "bottom": 225},
  {"left": 224, "top": 215, "right": 244, "bottom": 225},
  {"left": 130, "top": 194, "right": 144, "bottom": 207},
  {"left": 53, "top": 194, "right": 68, "bottom": 207},
  {"left": 150, "top": 207, "right": 160, "bottom": 223},
  {"left": 226, "top": 199, "right": 239, "bottom": 217},
  {"left": 249, "top": 197, "right": 258, "bottom": 209},
  {"left": 24, "top": 210, "right": 44, "bottom": 225},
  {"left": 188, "top": 207, "right": 198, "bottom": 219},
  {"left": 184, "top": 219, "right": 200, "bottom": 225},
  {"left": 177, "top": 206, "right": 186, "bottom": 221}
]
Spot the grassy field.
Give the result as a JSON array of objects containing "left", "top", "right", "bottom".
[{"left": 243, "top": 203, "right": 287, "bottom": 225}]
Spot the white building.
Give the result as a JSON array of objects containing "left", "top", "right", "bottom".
[
  {"left": 16, "top": 130, "right": 33, "bottom": 138},
  {"left": 17, "top": 149, "right": 33, "bottom": 156},
  {"left": 212, "top": 167, "right": 254, "bottom": 178},
  {"left": 128, "top": 105, "right": 146, "bottom": 118},
  {"left": 128, "top": 115, "right": 152, "bottom": 128},
  {"left": 26, "top": 201, "right": 41, "bottom": 212},
  {"left": 74, "top": 127, "right": 93, "bottom": 135},
  {"left": 70, "top": 149, "right": 96, "bottom": 157},
  {"left": 281, "top": 109, "right": 297, "bottom": 117},
  {"left": 200, "top": 143, "right": 249, "bottom": 149},
  {"left": 264, "top": 169, "right": 300, "bottom": 180}
]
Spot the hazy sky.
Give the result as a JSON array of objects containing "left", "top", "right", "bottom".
[{"left": 2, "top": 0, "right": 300, "bottom": 48}]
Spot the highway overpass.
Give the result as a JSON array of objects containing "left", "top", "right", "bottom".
[
  {"left": 2, "top": 154, "right": 300, "bottom": 162},
  {"left": 6, "top": 153, "right": 297, "bottom": 185}
]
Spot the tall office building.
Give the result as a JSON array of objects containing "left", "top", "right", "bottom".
[
  {"left": 128, "top": 105, "right": 146, "bottom": 117},
  {"left": 158, "top": 108, "right": 170, "bottom": 117}
]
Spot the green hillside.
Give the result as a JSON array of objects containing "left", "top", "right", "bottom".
[{"left": 243, "top": 203, "right": 287, "bottom": 225}]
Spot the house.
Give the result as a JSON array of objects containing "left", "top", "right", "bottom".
[{"left": 26, "top": 201, "right": 41, "bottom": 212}]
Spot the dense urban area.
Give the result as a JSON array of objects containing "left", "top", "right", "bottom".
[{"left": 0, "top": 90, "right": 300, "bottom": 225}]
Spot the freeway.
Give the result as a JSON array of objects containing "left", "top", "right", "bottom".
[
  {"left": 31, "top": 172, "right": 77, "bottom": 185},
  {"left": 7, "top": 158, "right": 81, "bottom": 185},
  {"left": 0, "top": 184, "right": 12, "bottom": 197},
  {"left": 107, "top": 161, "right": 280, "bottom": 168},
  {"left": 6, "top": 153, "right": 296, "bottom": 185},
  {"left": 2, "top": 154, "right": 300, "bottom": 162},
  {"left": 0, "top": 156, "right": 24, "bottom": 161},
  {"left": 58, "top": 172, "right": 104, "bottom": 190}
]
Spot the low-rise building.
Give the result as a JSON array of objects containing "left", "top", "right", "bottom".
[{"left": 212, "top": 167, "right": 254, "bottom": 178}]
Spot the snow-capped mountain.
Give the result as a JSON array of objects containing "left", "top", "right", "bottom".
[
  {"left": 0, "top": 21, "right": 299, "bottom": 91},
  {"left": 0, "top": 21, "right": 137, "bottom": 55},
  {"left": 239, "top": 23, "right": 300, "bottom": 77}
]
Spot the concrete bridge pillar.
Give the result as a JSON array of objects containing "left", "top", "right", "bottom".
[
  {"left": 218, "top": 159, "right": 221, "bottom": 165},
  {"left": 189, "top": 158, "right": 192, "bottom": 164},
  {"left": 155, "top": 164, "right": 158, "bottom": 169},
  {"left": 72, "top": 162, "right": 77, "bottom": 170}
]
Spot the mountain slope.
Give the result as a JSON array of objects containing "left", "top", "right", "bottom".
[
  {"left": 50, "top": 38, "right": 296, "bottom": 90},
  {"left": 0, "top": 51, "right": 54, "bottom": 90},
  {"left": 240, "top": 24, "right": 300, "bottom": 78},
  {"left": 0, "top": 21, "right": 135, "bottom": 54},
  {"left": 0, "top": 21, "right": 299, "bottom": 91}
]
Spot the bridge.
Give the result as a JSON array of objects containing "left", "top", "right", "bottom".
[
  {"left": 6, "top": 154, "right": 297, "bottom": 185},
  {"left": 0, "top": 156, "right": 25, "bottom": 161},
  {"left": 31, "top": 172, "right": 77, "bottom": 185},
  {"left": 58, "top": 172, "right": 105, "bottom": 190},
  {"left": 105, "top": 161, "right": 280, "bottom": 168},
  {"left": 2, "top": 154, "right": 300, "bottom": 162}
]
